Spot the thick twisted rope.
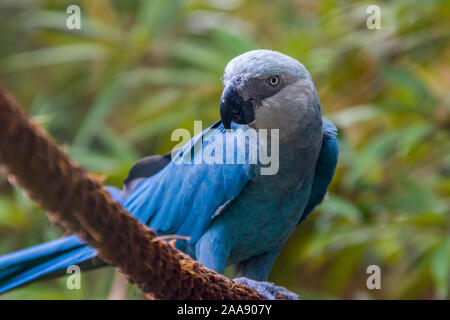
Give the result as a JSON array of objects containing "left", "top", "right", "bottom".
[{"left": 0, "top": 82, "right": 265, "bottom": 300}]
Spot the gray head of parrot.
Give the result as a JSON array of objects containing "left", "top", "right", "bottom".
[{"left": 220, "top": 49, "right": 320, "bottom": 134}]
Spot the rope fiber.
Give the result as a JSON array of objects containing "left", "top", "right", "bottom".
[{"left": 0, "top": 81, "right": 266, "bottom": 300}]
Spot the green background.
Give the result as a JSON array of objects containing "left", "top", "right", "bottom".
[{"left": 0, "top": 0, "right": 449, "bottom": 299}]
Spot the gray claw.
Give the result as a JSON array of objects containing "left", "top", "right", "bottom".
[{"left": 234, "top": 277, "right": 299, "bottom": 300}]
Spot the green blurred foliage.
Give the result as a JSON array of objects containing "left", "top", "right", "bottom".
[{"left": 0, "top": 0, "right": 449, "bottom": 299}]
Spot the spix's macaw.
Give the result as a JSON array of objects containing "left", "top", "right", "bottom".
[{"left": 0, "top": 50, "right": 338, "bottom": 299}]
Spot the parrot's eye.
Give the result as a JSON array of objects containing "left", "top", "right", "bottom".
[{"left": 268, "top": 75, "right": 280, "bottom": 87}]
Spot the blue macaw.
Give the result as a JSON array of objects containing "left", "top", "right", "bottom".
[{"left": 0, "top": 50, "right": 338, "bottom": 299}]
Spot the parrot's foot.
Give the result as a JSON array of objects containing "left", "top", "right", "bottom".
[{"left": 233, "top": 277, "right": 299, "bottom": 300}]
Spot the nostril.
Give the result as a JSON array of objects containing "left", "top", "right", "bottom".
[{"left": 247, "top": 98, "right": 257, "bottom": 108}]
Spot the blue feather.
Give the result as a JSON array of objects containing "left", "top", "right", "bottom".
[
  {"left": 125, "top": 121, "right": 254, "bottom": 243},
  {"left": 0, "top": 121, "right": 254, "bottom": 293},
  {"left": 299, "top": 118, "right": 339, "bottom": 224},
  {"left": 0, "top": 187, "right": 125, "bottom": 294}
]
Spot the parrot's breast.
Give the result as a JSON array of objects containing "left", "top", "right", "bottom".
[{"left": 215, "top": 172, "right": 316, "bottom": 265}]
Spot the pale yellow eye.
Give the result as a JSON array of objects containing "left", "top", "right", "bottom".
[{"left": 268, "top": 75, "right": 280, "bottom": 86}]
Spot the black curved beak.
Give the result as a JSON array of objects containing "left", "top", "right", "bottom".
[{"left": 220, "top": 85, "right": 255, "bottom": 129}]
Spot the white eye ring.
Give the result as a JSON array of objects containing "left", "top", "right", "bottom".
[{"left": 268, "top": 75, "right": 280, "bottom": 86}]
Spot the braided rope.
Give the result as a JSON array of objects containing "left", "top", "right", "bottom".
[{"left": 0, "top": 82, "right": 265, "bottom": 300}]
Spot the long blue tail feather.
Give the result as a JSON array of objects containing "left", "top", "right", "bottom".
[
  {"left": 0, "top": 186, "right": 126, "bottom": 294},
  {"left": 0, "top": 243, "right": 97, "bottom": 294},
  {"left": 0, "top": 235, "right": 84, "bottom": 269}
]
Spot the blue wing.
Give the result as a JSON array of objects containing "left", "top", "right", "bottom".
[
  {"left": 124, "top": 121, "right": 254, "bottom": 243},
  {"left": 298, "top": 118, "right": 339, "bottom": 225}
]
